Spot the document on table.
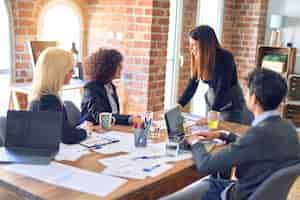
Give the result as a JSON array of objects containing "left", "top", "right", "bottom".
[
  {"left": 99, "top": 143, "right": 192, "bottom": 180},
  {"left": 92, "top": 131, "right": 134, "bottom": 154},
  {"left": 55, "top": 143, "right": 90, "bottom": 161},
  {"left": 4, "top": 162, "right": 127, "bottom": 197},
  {"left": 100, "top": 154, "right": 173, "bottom": 180}
]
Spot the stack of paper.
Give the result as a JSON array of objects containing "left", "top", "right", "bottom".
[
  {"left": 55, "top": 143, "right": 90, "bottom": 161},
  {"left": 4, "top": 162, "right": 127, "bottom": 197}
]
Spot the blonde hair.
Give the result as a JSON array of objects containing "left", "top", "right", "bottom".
[{"left": 30, "top": 47, "right": 73, "bottom": 101}]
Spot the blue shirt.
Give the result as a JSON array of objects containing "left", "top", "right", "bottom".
[{"left": 251, "top": 110, "right": 280, "bottom": 127}]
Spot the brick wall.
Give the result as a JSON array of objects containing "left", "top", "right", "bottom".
[
  {"left": 222, "top": 0, "right": 269, "bottom": 86},
  {"left": 12, "top": 0, "right": 37, "bottom": 83},
  {"left": 177, "top": 0, "right": 198, "bottom": 110},
  {"left": 84, "top": 0, "right": 169, "bottom": 113},
  {"left": 8, "top": 0, "right": 268, "bottom": 113},
  {"left": 11, "top": 0, "right": 87, "bottom": 83}
]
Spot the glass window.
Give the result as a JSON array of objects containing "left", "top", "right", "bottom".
[
  {"left": 0, "top": 0, "right": 11, "bottom": 115},
  {"left": 39, "top": 4, "right": 81, "bottom": 55}
]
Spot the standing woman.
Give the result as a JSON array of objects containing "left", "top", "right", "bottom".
[
  {"left": 29, "top": 47, "right": 87, "bottom": 144},
  {"left": 178, "top": 25, "right": 252, "bottom": 124}
]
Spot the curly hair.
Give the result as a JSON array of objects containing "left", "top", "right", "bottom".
[{"left": 84, "top": 48, "right": 123, "bottom": 84}]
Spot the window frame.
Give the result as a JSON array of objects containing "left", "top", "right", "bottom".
[
  {"left": 37, "top": 0, "right": 84, "bottom": 60},
  {"left": 0, "top": 0, "right": 15, "bottom": 83}
]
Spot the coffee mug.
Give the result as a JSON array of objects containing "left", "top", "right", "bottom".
[{"left": 99, "top": 112, "right": 116, "bottom": 129}]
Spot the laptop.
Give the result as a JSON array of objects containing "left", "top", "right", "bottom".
[
  {"left": 0, "top": 111, "right": 63, "bottom": 164},
  {"left": 164, "top": 106, "right": 216, "bottom": 152}
]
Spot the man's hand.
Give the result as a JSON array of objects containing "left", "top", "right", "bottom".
[
  {"left": 185, "top": 130, "right": 222, "bottom": 144},
  {"left": 196, "top": 117, "right": 208, "bottom": 126},
  {"left": 194, "top": 131, "right": 222, "bottom": 141}
]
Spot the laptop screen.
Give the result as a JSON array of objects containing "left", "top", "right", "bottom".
[
  {"left": 6, "top": 111, "right": 62, "bottom": 151},
  {"left": 164, "top": 106, "right": 185, "bottom": 140}
]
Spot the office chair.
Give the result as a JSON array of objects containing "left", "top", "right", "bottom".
[
  {"left": 248, "top": 162, "right": 300, "bottom": 200},
  {"left": 63, "top": 101, "right": 81, "bottom": 127}
]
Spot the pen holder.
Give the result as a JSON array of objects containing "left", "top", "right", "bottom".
[{"left": 134, "top": 128, "right": 148, "bottom": 147}]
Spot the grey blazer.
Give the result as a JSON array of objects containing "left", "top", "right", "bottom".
[{"left": 191, "top": 116, "right": 300, "bottom": 200}]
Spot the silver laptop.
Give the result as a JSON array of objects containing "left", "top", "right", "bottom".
[
  {"left": 0, "top": 111, "right": 62, "bottom": 165},
  {"left": 164, "top": 106, "right": 216, "bottom": 152}
]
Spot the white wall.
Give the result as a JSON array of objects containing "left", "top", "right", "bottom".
[{"left": 266, "top": 0, "right": 300, "bottom": 73}]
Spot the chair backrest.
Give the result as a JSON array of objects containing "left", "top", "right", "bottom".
[
  {"left": 27, "top": 41, "right": 57, "bottom": 68},
  {"left": 0, "top": 116, "right": 6, "bottom": 147},
  {"left": 63, "top": 101, "right": 81, "bottom": 127},
  {"left": 248, "top": 162, "right": 300, "bottom": 200}
]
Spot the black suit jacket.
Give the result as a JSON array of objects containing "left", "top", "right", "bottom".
[
  {"left": 178, "top": 48, "right": 244, "bottom": 111},
  {"left": 29, "top": 95, "right": 87, "bottom": 144},
  {"left": 80, "top": 81, "right": 131, "bottom": 125},
  {"left": 191, "top": 116, "right": 300, "bottom": 200}
]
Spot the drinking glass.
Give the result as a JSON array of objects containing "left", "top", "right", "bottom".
[{"left": 207, "top": 111, "right": 220, "bottom": 130}]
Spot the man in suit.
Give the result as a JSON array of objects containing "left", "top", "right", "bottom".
[{"left": 166, "top": 68, "right": 300, "bottom": 200}]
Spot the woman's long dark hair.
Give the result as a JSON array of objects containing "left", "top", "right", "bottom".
[{"left": 189, "top": 25, "right": 221, "bottom": 80}]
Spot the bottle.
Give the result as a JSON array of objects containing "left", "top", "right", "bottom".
[{"left": 70, "top": 42, "right": 79, "bottom": 79}]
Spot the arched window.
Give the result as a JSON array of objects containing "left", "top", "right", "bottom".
[
  {"left": 0, "top": 0, "right": 12, "bottom": 114},
  {"left": 38, "top": 1, "right": 82, "bottom": 58}
]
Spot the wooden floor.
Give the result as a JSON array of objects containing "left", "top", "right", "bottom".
[{"left": 0, "top": 178, "right": 299, "bottom": 200}]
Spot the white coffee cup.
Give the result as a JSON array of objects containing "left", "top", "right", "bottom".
[{"left": 99, "top": 112, "right": 116, "bottom": 129}]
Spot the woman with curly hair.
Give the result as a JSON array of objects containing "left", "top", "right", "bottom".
[{"left": 80, "top": 48, "right": 136, "bottom": 126}]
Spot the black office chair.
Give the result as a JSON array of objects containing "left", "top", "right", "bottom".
[
  {"left": 161, "top": 162, "right": 300, "bottom": 200},
  {"left": 0, "top": 116, "right": 6, "bottom": 146},
  {"left": 63, "top": 101, "right": 81, "bottom": 127},
  {"left": 248, "top": 162, "right": 300, "bottom": 200}
]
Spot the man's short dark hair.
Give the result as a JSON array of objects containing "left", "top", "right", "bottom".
[{"left": 247, "top": 68, "right": 287, "bottom": 111}]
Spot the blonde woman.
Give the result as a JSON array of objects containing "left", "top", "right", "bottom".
[{"left": 29, "top": 47, "right": 87, "bottom": 144}]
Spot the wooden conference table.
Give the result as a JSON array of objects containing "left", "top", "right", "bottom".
[{"left": 0, "top": 122, "right": 249, "bottom": 200}]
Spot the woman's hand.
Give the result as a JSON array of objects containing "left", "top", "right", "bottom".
[
  {"left": 131, "top": 115, "right": 143, "bottom": 125},
  {"left": 83, "top": 121, "right": 104, "bottom": 133}
]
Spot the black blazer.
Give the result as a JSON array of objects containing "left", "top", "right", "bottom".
[
  {"left": 178, "top": 48, "right": 244, "bottom": 111},
  {"left": 29, "top": 95, "right": 87, "bottom": 144},
  {"left": 80, "top": 81, "right": 131, "bottom": 125}
]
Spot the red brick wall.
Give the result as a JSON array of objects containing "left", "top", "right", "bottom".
[
  {"left": 12, "top": 0, "right": 37, "bottom": 83},
  {"left": 11, "top": 0, "right": 87, "bottom": 83},
  {"left": 222, "top": 0, "right": 269, "bottom": 86},
  {"left": 8, "top": 0, "right": 268, "bottom": 113},
  {"left": 85, "top": 0, "right": 169, "bottom": 113},
  {"left": 177, "top": 0, "right": 198, "bottom": 110}
]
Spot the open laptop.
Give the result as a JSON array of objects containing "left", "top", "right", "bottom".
[
  {"left": 0, "top": 111, "right": 63, "bottom": 164},
  {"left": 164, "top": 106, "right": 216, "bottom": 152}
]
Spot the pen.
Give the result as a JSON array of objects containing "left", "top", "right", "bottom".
[
  {"left": 143, "top": 164, "right": 161, "bottom": 172},
  {"left": 132, "top": 155, "right": 164, "bottom": 160}
]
